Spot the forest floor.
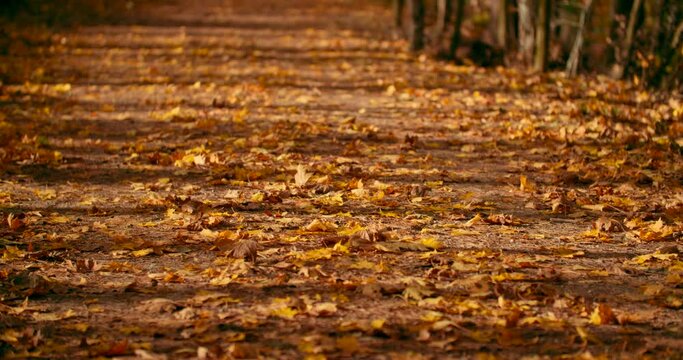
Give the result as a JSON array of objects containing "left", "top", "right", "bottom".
[{"left": 1, "top": 0, "right": 682, "bottom": 358}]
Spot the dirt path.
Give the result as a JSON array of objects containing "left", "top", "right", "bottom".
[{"left": 1, "top": 0, "right": 682, "bottom": 358}]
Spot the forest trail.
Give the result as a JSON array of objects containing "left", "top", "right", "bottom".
[{"left": 1, "top": 0, "right": 682, "bottom": 358}]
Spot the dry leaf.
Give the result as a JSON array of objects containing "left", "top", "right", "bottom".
[
  {"left": 227, "top": 239, "right": 258, "bottom": 262},
  {"left": 295, "top": 165, "right": 312, "bottom": 187}
]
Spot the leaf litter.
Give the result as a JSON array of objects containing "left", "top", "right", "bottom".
[{"left": 0, "top": 0, "right": 682, "bottom": 358}]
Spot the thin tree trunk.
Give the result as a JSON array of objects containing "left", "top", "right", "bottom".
[
  {"left": 533, "top": 0, "right": 550, "bottom": 72},
  {"left": 435, "top": 0, "right": 450, "bottom": 40},
  {"left": 448, "top": 0, "right": 466, "bottom": 58},
  {"left": 410, "top": 0, "right": 425, "bottom": 52},
  {"left": 612, "top": 0, "right": 642, "bottom": 78},
  {"left": 566, "top": 0, "right": 594, "bottom": 76},
  {"left": 497, "top": 0, "right": 509, "bottom": 49},
  {"left": 518, "top": 0, "right": 535, "bottom": 65},
  {"left": 648, "top": 0, "right": 679, "bottom": 88},
  {"left": 395, "top": 0, "right": 406, "bottom": 27}
]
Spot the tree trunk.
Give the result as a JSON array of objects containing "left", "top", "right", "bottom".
[
  {"left": 533, "top": 0, "right": 550, "bottom": 72},
  {"left": 647, "top": 0, "right": 681, "bottom": 88},
  {"left": 435, "top": 0, "right": 451, "bottom": 42},
  {"left": 497, "top": 0, "right": 509, "bottom": 49},
  {"left": 410, "top": 0, "right": 425, "bottom": 52},
  {"left": 566, "top": 0, "right": 594, "bottom": 76},
  {"left": 612, "top": 0, "right": 642, "bottom": 79},
  {"left": 394, "top": 0, "right": 406, "bottom": 27},
  {"left": 518, "top": 0, "right": 535, "bottom": 65},
  {"left": 448, "top": 0, "right": 466, "bottom": 59}
]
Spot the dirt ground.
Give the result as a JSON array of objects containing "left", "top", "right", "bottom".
[{"left": 0, "top": 0, "right": 682, "bottom": 358}]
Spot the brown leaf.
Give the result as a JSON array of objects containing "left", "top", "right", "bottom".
[
  {"left": 352, "top": 226, "right": 387, "bottom": 243},
  {"left": 100, "top": 339, "right": 129, "bottom": 357},
  {"left": 6, "top": 213, "right": 25, "bottom": 231},
  {"left": 227, "top": 239, "right": 258, "bottom": 262},
  {"left": 485, "top": 214, "right": 522, "bottom": 226},
  {"left": 136, "top": 298, "right": 179, "bottom": 313},
  {"left": 594, "top": 217, "right": 623, "bottom": 232},
  {"left": 590, "top": 303, "right": 616, "bottom": 325}
]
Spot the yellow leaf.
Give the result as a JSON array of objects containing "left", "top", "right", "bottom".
[
  {"left": 33, "top": 309, "right": 77, "bottom": 321},
  {"left": 314, "top": 193, "right": 344, "bottom": 207},
  {"left": 420, "top": 237, "right": 443, "bottom": 250},
  {"left": 295, "top": 248, "right": 335, "bottom": 261},
  {"left": 35, "top": 189, "right": 57, "bottom": 200},
  {"left": 589, "top": 303, "right": 615, "bottom": 325},
  {"left": 209, "top": 271, "right": 238, "bottom": 286},
  {"left": 271, "top": 306, "right": 298, "bottom": 320},
  {"left": 250, "top": 192, "right": 265, "bottom": 203},
  {"left": 370, "top": 319, "right": 385, "bottom": 329},
  {"left": 159, "top": 106, "right": 181, "bottom": 122},
  {"left": 2, "top": 246, "right": 26, "bottom": 261},
  {"left": 303, "top": 219, "right": 338, "bottom": 232},
  {"left": 232, "top": 107, "right": 248, "bottom": 124},
  {"left": 464, "top": 213, "right": 484, "bottom": 227},
  {"left": 420, "top": 311, "right": 443, "bottom": 322},
  {"left": 379, "top": 209, "right": 398, "bottom": 217},
  {"left": 630, "top": 253, "right": 677, "bottom": 264},
  {"left": 337, "top": 223, "right": 364, "bottom": 236},
  {"left": 332, "top": 242, "right": 349, "bottom": 254},
  {"left": 492, "top": 272, "right": 526, "bottom": 282},
  {"left": 132, "top": 248, "right": 154, "bottom": 257},
  {"left": 225, "top": 332, "right": 246, "bottom": 342},
  {"left": 48, "top": 215, "right": 70, "bottom": 224},
  {"left": 519, "top": 175, "right": 535, "bottom": 192},
  {"left": 349, "top": 260, "right": 376, "bottom": 270},
  {"left": 53, "top": 83, "right": 71, "bottom": 93}
]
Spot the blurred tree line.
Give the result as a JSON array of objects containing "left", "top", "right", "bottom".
[
  {"left": 392, "top": 0, "right": 682, "bottom": 91},
  {"left": 0, "top": 0, "right": 137, "bottom": 59},
  {"left": 0, "top": 0, "right": 135, "bottom": 26},
  {"left": 1, "top": 0, "right": 680, "bottom": 91}
]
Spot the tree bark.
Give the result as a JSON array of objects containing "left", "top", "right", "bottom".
[
  {"left": 648, "top": 0, "right": 681, "bottom": 88},
  {"left": 410, "top": 0, "right": 425, "bottom": 52},
  {"left": 612, "top": 0, "right": 642, "bottom": 79},
  {"left": 533, "top": 0, "right": 550, "bottom": 72},
  {"left": 394, "top": 0, "right": 406, "bottom": 27},
  {"left": 566, "top": 0, "right": 594, "bottom": 76},
  {"left": 518, "top": 0, "right": 535, "bottom": 65},
  {"left": 435, "top": 0, "right": 451, "bottom": 41},
  {"left": 448, "top": 0, "right": 466, "bottom": 59},
  {"left": 497, "top": 0, "right": 509, "bottom": 49}
]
